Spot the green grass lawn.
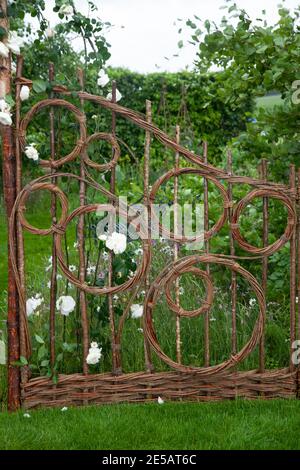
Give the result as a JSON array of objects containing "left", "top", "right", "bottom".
[{"left": 0, "top": 400, "right": 299, "bottom": 450}]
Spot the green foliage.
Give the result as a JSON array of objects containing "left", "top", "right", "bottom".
[
  {"left": 8, "top": 0, "right": 111, "bottom": 68},
  {"left": 106, "top": 68, "right": 253, "bottom": 168},
  {"left": 185, "top": 1, "right": 300, "bottom": 180}
]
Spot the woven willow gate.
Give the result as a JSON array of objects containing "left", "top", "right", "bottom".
[{"left": 3, "top": 58, "right": 300, "bottom": 410}]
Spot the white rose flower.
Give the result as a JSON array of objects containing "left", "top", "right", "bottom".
[
  {"left": 106, "top": 88, "right": 122, "bottom": 102},
  {"left": 86, "top": 342, "right": 102, "bottom": 365},
  {"left": 0, "top": 111, "right": 12, "bottom": 126},
  {"left": 25, "top": 144, "right": 39, "bottom": 161},
  {"left": 105, "top": 232, "right": 127, "bottom": 255},
  {"left": 97, "top": 69, "right": 110, "bottom": 87},
  {"left": 26, "top": 296, "right": 44, "bottom": 317},
  {"left": 56, "top": 295, "right": 76, "bottom": 316},
  {"left": 0, "top": 41, "right": 9, "bottom": 58},
  {"left": 130, "top": 304, "right": 143, "bottom": 319},
  {"left": 7, "top": 31, "right": 24, "bottom": 55},
  {"left": 0, "top": 98, "right": 11, "bottom": 113},
  {"left": 20, "top": 85, "right": 30, "bottom": 101},
  {"left": 59, "top": 4, "right": 73, "bottom": 16}
]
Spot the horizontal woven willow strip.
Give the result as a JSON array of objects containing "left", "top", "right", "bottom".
[{"left": 21, "top": 369, "right": 297, "bottom": 409}]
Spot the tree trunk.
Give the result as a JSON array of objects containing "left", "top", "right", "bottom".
[{"left": 0, "top": 0, "right": 20, "bottom": 411}]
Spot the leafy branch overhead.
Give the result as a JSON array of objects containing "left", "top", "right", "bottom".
[{"left": 6, "top": 0, "right": 111, "bottom": 68}]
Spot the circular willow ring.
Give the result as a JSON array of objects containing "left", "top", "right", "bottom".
[
  {"left": 55, "top": 203, "right": 151, "bottom": 295},
  {"left": 19, "top": 99, "right": 86, "bottom": 169},
  {"left": 149, "top": 168, "right": 230, "bottom": 243},
  {"left": 164, "top": 266, "right": 214, "bottom": 318},
  {"left": 83, "top": 132, "right": 120, "bottom": 171},
  {"left": 144, "top": 255, "right": 265, "bottom": 375},
  {"left": 231, "top": 189, "right": 296, "bottom": 256},
  {"left": 18, "top": 182, "right": 69, "bottom": 236}
]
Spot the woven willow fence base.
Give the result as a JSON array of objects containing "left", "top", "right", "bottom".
[{"left": 21, "top": 369, "right": 298, "bottom": 409}]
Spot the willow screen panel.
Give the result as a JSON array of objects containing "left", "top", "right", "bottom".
[{"left": 5, "top": 61, "right": 300, "bottom": 409}]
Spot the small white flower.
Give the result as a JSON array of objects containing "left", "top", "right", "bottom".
[
  {"left": 69, "top": 265, "right": 76, "bottom": 272},
  {"left": 137, "top": 328, "right": 143, "bottom": 333},
  {"left": 47, "top": 281, "right": 51, "bottom": 288},
  {"left": 57, "top": 274, "right": 63, "bottom": 280},
  {"left": 26, "top": 296, "right": 44, "bottom": 317},
  {"left": 46, "top": 27, "right": 55, "bottom": 38},
  {"left": 56, "top": 295, "right": 76, "bottom": 316},
  {"left": 131, "top": 304, "right": 143, "bottom": 319},
  {"left": 91, "top": 114, "right": 98, "bottom": 120},
  {"left": 59, "top": 4, "right": 73, "bottom": 16},
  {"left": 0, "top": 41, "right": 9, "bottom": 58},
  {"left": 96, "top": 306, "right": 101, "bottom": 312},
  {"left": 86, "top": 342, "right": 102, "bottom": 365},
  {"left": 249, "top": 298, "right": 256, "bottom": 307},
  {"left": 209, "top": 317, "right": 216, "bottom": 322},
  {"left": 61, "top": 407, "right": 68, "bottom": 412},
  {"left": 179, "top": 287, "right": 184, "bottom": 295},
  {"left": 97, "top": 70, "right": 110, "bottom": 87},
  {"left": 23, "top": 413, "right": 31, "bottom": 418},
  {"left": 106, "top": 88, "right": 122, "bottom": 102},
  {"left": 157, "top": 396, "right": 164, "bottom": 405},
  {"left": 134, "top": 247, "right": 143, "bottom": 256},
  {"left": 105, "top": 232, "right": 127, "bottom": 255},
  {"left": 0, "top": 111, "right": 12, "bottom": 126},
  {"left": 25, "top": 144, "right": 39, "bottom": 161},
  {"left": 7, "top": 31, "right": 24, "bottom": 55},
  {"left": 20, "top": 85, "right": 30, "bottom": 101},
  {"left": 87, "top": 265, "right": 96, "bottom": 275},
  {"left": 296, "top": 297, "right": 299, "bottom": 304}
]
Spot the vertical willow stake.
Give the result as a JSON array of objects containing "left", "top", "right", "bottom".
[
  {"left": 0, "top": 0, "right": 20, "bottom": 411},
  {"left": 227, "top": 150, "right": 237, "bottom": 356},
  {"left": 174, "top": 125, "right": 181, "bottom": 364},
  {"left": 15, "top": 55, "right": 28, "bottom": 385},
  {"left": 77, "top": 68, "right": 89, "bottom": 375},
  {"left": 289, "top": 165, "right": 297, "bottom": 372},
  {"left": 259, "top": 159, "right": 268, "bottom": 373},
  {"left": 203, "top": 142, "right": 210, "bottom": 367},
  {"left": 49, "top": 63, "right": 57, "bottom": 373},
  {"left": 108, "top": 81, "right": 118, "bottom": 374},
  {"left": 143, "top": 100, "right": 153, "bottom": 373}
]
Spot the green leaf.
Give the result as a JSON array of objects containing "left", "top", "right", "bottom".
[
  {"left": 35, "top": 334, "right": 44, "bottom": 344},
  {"left": 32, "top": 79, "right": 47, "bottom": 94},
  {"left": 12, "top": 356, "right": 28, "bottom": 367},
  {"left": 56, "top": 353, "right": 63, "bottom": 363},
  {"left": 38, "top": 345, "right": 47, "bottom": 360}
]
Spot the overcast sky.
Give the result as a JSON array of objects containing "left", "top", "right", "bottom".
[{"left": 43, "top": 0, "right": 300, "bottom": 73}]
